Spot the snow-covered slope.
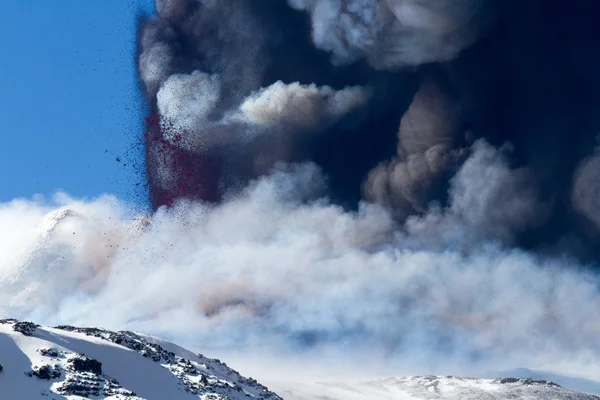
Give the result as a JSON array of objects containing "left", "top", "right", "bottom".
[
  {"left": 487, "top": 368, "right": 600, "bottom": 397},
  {"left": 274, "top": 375, "right": 600, "bottom": 400},
  {"left": 3, "top": 318, "right": 599, "bottom": 400},
  {"left": 0, "top": 319, "right": 281, "bottom": 400}
]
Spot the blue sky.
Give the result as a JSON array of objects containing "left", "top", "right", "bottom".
[{"left": 0, "top": 0, "right": 154, "bottom": 206}]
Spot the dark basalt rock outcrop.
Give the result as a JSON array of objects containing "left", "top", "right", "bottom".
[
  {"left": 12, "top": 321, "right": 39, "bottom": 336},
  {"left": 68, "top": 354, "right": 102, "bottom": 375},
  {"left": 26, "top": 364, "right": 62, "bottom": 380},
  {"left": 56, "top": 373, "right": 136, "bottom": 399},
  {"left": 38, "top": 348, "right": 61, "bottom": 358},
  {"left": 497, "top": 377, "right": 562, "bottom": 387}
]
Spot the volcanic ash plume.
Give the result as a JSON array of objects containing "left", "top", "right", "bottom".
[
  {"left": 120, "top": 3, "right": 600, "bottom": 380},
  {"left": 141, "top": 0, "right": 424, "bottom": 207},
  {"left": 5, "top": 0, "right": 600, "bottom": 383},
  {"left": 364, "top": 75, "right": 467, "bottom": 219},
  {"left": 572, "top": 141, "right": 600, "bottom": 232},
  {"left": 139, "top": 0, "right": 600, "bottom": 256}
]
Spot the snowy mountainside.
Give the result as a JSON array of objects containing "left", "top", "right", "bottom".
[
  {"left": 0, "top": 319, "right": 280, "bottom": 400},
  {"left": 487, "top": 368, "right": 600, "bottom": 397},
  {"left": 2, "top": 318, "right": 600, "bottom": 400},
  {"left": 274, "top": 375, "right": 600, "bottom": 400}
]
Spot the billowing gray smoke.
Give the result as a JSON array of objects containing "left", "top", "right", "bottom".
[
  {"left": 4, "top": 0, "right": 600, "bottom": 376},
  {"left": 5, "top": 0, "right": 596, "bottom": 383},
  {"left": 364, "top": 74, "right": 467, "bottom": 219},
  {"left": 4, "top": 0, "right": 600, "bottom": 388},
  {"left": 138, "top": 0, "right": 600, "bottom": 258},
  {"left": 1, "top": 153, "right": 600, "bottom": 380},
  {"left": 573, "top": 140, "right": 600, "bottom": 233}
]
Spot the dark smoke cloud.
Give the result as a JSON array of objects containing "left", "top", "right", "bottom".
[
  {"left": 573, "top": 139, "right": 600, "bottom": 235},
  {"left": 139, "top": 0, "right": 600, "bottom": 258},
  {"left": 364, "top": 73, "right": 468, "bottom": 219},
  {"left": 140, "top": 0, "right": 420, "bottom": 207},
  {"left": 438, "top": 0, "right": 600, "bottom": 256}
]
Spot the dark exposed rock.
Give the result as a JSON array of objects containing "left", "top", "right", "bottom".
[
  {"left": 68, "top": 354, "right": 102, "bottom": 375},
  {"left": 497, "top": 377, "right": 561, "bottom": 387},
  {"left": 26, "top": 364, "right": 61, "bottom": 380},
  {"left": 56, "top": 366, "right": 136, "bottom": 398},
  {"left": 13, "top": 321, "right": 39, "bottom": 336},
  {"left": 57, "top": 381, "right": 100, "bottom": 397},
  {"left": 38, "top": 348, "right": 61, "bottom": 358}
]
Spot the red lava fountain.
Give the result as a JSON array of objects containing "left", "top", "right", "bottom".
[{"left": 145, "top": 114, "right": 221, "bottom": 209}]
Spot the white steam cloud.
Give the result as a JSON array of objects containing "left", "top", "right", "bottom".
[
  {"left": 1, "top": 141, "right": 599, "bottom": 379},
  {"left": 236, "top": 81, "right": 370, "bottom": 128},
  {"left": 289, "top": 0, "right": 493, "bottom": 68}
]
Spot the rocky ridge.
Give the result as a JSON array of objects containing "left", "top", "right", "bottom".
[{"left": 0, "top": 319, "right": 280, "bottom": 400}]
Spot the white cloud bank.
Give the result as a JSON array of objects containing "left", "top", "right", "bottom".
[{"left": 1, "top": 143, "right": 600, "bottom": 381}]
